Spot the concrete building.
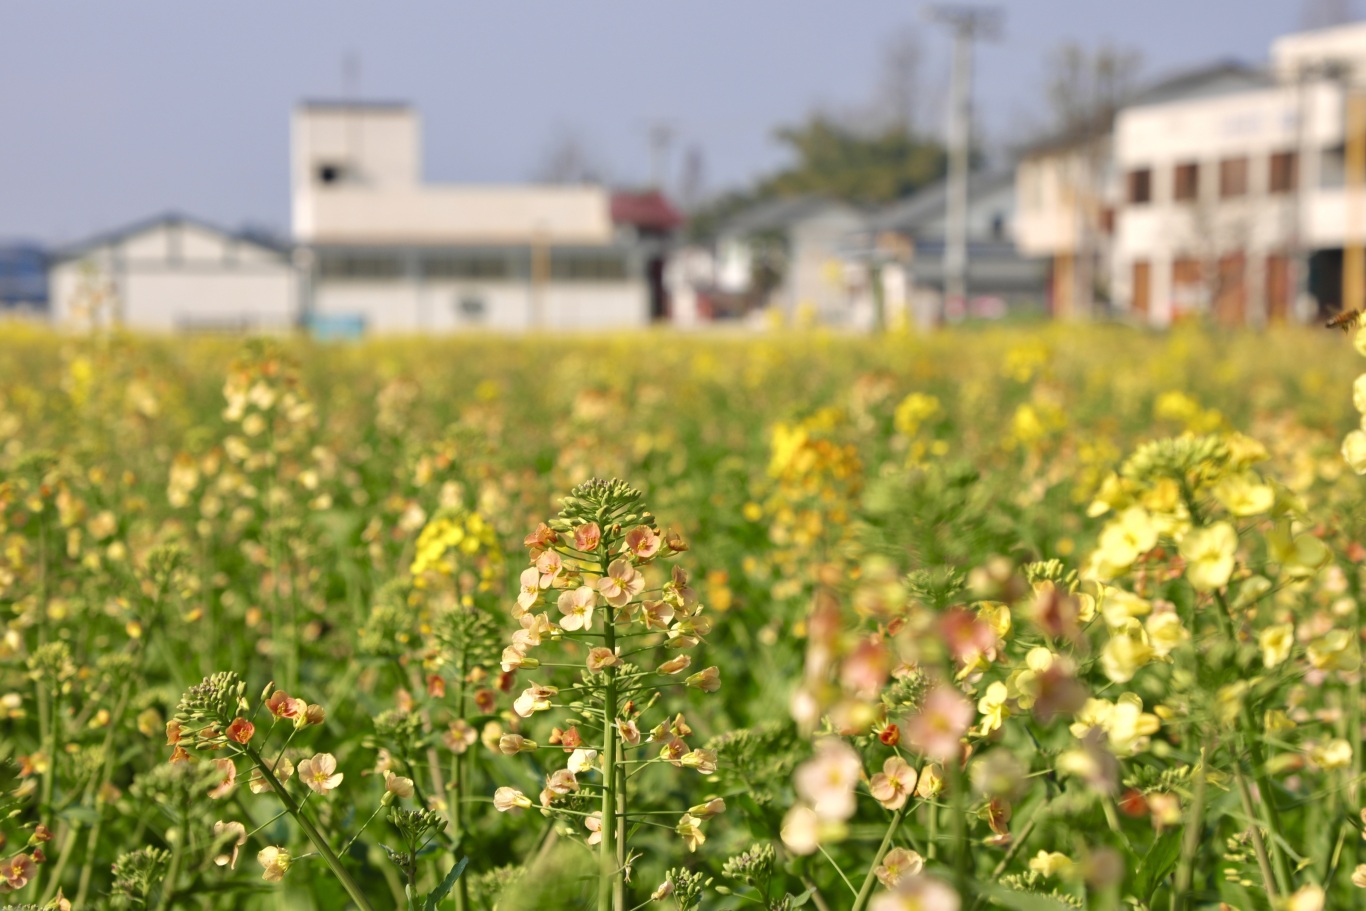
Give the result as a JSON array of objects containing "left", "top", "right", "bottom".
[
  {"left": 48, "top": 214, "right": 297, "bottom": 332},
  {"left": 866, "top": 171, "right": 1046, "bottom": 326},
  {"left": 714, "top": 196, "right": 870, "bottom": 326},
  {"left": 293, "top": 101, "right": 656, "bottom": 333}
]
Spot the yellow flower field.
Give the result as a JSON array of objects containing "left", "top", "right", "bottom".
[{"left": 1, "top": 322, "right": 1365, "bottom": 911}]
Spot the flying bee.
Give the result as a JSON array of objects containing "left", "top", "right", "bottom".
[{"left": 1327, "top": 308, "right": 1363, "bottom": 334}]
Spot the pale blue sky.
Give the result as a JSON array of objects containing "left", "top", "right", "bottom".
[{"left": 0, "top": 1, "right": 1321, "bottom": 243}]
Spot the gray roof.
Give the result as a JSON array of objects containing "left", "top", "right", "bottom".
[
  {"left": 1019, "top": 60, "right": 1271, "bottom": 157},
  {"left": 870, "top": 171, "right": 1015, "bottom": 235},
  {"left": 719, "top": 195, "right": 860, "bottom": 236},
  {"left": 52, "top": 212, "right": 291, "bottom": 263}
]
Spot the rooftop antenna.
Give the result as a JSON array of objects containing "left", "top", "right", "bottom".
[{"left": 927, "top": 4, "right": 1002, "bottom": 326}]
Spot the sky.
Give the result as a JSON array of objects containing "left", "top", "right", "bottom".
[{"left": 0, "top": 1, "right": 1325, "bottom": 244}]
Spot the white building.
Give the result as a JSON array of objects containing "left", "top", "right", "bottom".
[
  {"left": 293, "top": 101, "right": 654, "bottom": 333},
  {"left": 48, "top": 214, "right": 297, "bottom": 332}
]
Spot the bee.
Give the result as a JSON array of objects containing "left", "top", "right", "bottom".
[{"left": 1326, "top": 308, "right": 1363, "bottom": 334}]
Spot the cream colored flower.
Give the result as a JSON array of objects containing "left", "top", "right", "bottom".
[
  {"left": 212, "top": 820, "right": 247, "bottom": 869},
  {"left": 868, "top": 756, "right": 917, "bottom": 810},
  {"left": 257, "top": 846, "right": 291, "bottom": 882},
  {"left": 1259, "top": 623, "right": 1294, "bottom": 669},
  {"left": 1179, "top": 522, "right": 1237, "bottom": 592},
  {"left": 298, "top": 753, "right": 343, "bottom": 795},
  {"left": 493, "top": 787, "right": 532, "bottom": 812},
  {"left": 874, "top": 846, "right": 924, "bottom": 887}
]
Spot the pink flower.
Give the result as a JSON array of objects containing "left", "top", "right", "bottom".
[
  {"left": 512, "top": 612, "right": 553, "bottom": 651},
  {"left": 869, "top": 756, "right": 918, "bottom": 810},
  {"left": 664, "top": 565, "right": 697, "bottom": 609},
  {"left": 515, "top": 567, "right": 541, "bottom": 615},
  {"left": 617, "top": 719, "right": 641, "bottom": 745},
  {"left": 536, "top": 551, "right": 564, "bottom": 588},
  {"left": 513, "top": 684, "right": 558, "bottom": 718},
  {"left": 557, "top": 587, "right": 597, "bottom": 631},
  {"left": 501, "top": 646, "right": 538, "bottom": 672},
  {"left": 689, "top": 797, "right": 727, "bottom": 819},
  {"left": 213, "top": 820, "right": 248, "bottom": 869},
  {"left": 794, "top": 739, "right": 861, "bottom": 821},
  {"left": 0, "top": 853, "right": 35, "bottom": 892},
  {"left": 905, "top": 685, "right": 974, "bottom": 763},
  {"left": 680, "top": 749, "right": 718, "bottom": 773},
  {"left": 587, "top": 647, "right": 618, "bottom": 672},
  {"left": 257, "top": 846, "right": 291, "bottom": 882},
  {"left": 266, "top": 690, "right": 305, "bottom": 720},
  {"left": 545, "top": 769, "right": 579, "bottom": 796},
  {"left": 870, "top": 874, "right": 960, "bottom": 911},
  {"left": 298, "top": 752, "right": 343, "bottom": 795},
  {"left": 875, "top": 846, "right": 925, "bottom": 887},
  {"left": 574, "top": 523, "right": 602, "bottom": 552},
  {"left": 498, "top": 734, "right": 538, "bottom": 755},
  {"left": 685, "top": 666, "right": 721, "bottom": 693},
  {"left": 445, "top": 719, "right": 477, "bottom": 754},
  {"left": 625, "top": 525, "right": 662, "bottom": 560},
  {"left": 209, "top": 758, "right": 237, "bottom": 799},
  {"left": 585, "top": 812, "right": 603, "bottom": 845},
  {"left": 248, "top": 756, "right": 294, "bottom": 794},
  {"left": 494, "top": 786, "right": 533, "bottom": 812},
  {"left": 657, "top": 654, "right": 692, "bottom": 675},
  {"left": 383, "top": 770, "right": 415, "bottom": 800},
  {"left": 642, "top": 600, "right": 675, "bottom": 630},
  {"left": 597, "top": 559, "right": 645, "bottom": 608}
]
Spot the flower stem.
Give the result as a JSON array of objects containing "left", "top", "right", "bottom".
[
  {"left": 1172, "top": 746, "right": 1208, "bottom": 911},
  {"left": 851, "top": 803, "right": 907, "bottom": 911},
  {"left": 244, "top": 743, "right": 377, "bottom": 911},
  {"left": 598, "top": 612, "right": 621, "bottom": 911}
]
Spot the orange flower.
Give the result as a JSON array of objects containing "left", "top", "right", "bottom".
[
  {"left": 226, "top": 718, "right": 254, "bottom": 745},
  {"left": 0, "top": 853, "right": 35, "bottom": 892},
  {"left": 625, "top": 525, "right": 661, "bottom": 560},
  {"left": 573, "top": 522, "right": 602, "bottom": 552}
]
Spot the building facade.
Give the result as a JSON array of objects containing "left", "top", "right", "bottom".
[{"left": 293, "top": 102, "right": 652, "bottom": 333}]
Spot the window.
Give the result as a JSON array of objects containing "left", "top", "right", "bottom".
[
  {"left": 422, "top": 254, "right": 509, "bottom": 280},
  {"left": 316, "top": 163, "right": 346, "bottom": 185},
  {"left": 1322, "top": 145, "right": 1346, "bottom": 188},
  {"left": 550, "top": 251, "right": 629, "bottom": 281},
  {"left": 1269, "top": 151, "right": 1298, "bottom": 193},
  {"left": 1219, "top": 157, "right": 1249, "bottom": 198},
  {"left": 990, "top": 213, "right": 1005, "bottom": 239},
  {"left": 1132, "top": 260, "right": 1151, "bottom": 316},
  {"left": 1173, "top": 162, "right": 1200, "bottom": 202},
  {"left": 456, "top": 294, "right": 487, "bottom": 320},
  {"left": 1127, "top": 168, "right": 1152, "bottom": 204},
  {"left": 318, "top": 253, "right": 403, "bottom": 280}
]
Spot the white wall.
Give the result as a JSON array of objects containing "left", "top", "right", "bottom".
[{"left": 311, "top": 278, "right": 647, "bottom": 333}]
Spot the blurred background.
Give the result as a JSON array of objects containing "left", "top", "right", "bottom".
[{"left": 1, "top": 0, "right": 1360, "bottom": 335}]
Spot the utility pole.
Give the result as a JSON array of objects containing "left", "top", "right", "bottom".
[{"left": 928, "top": 5, "right": 1001, "bottom": 326}]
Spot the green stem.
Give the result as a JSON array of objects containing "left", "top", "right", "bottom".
[
  {"left": 1232, "top": 765, "right": 1278, "bottom": 903},
  {"left": 852, "top": 803, "right": 908, "bottom": 911},
  {"left": 598, "top": 613, "right": 621, "bottom": 911},
  {"left": 245, "top": 744, "right": 378, "bottom": 911},
  {"left": 1172, "top": 747, "right": 1207, "bottom": 911}
]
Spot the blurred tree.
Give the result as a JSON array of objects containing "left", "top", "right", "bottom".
[{"left": 533, "top": 129, "right": 609, "bottom": 184}]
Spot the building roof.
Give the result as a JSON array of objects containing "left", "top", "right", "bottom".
[
  {"left": 296, "top": 99, "right": 412, "bottom": 112},
  {"left": 870, "top": 171, "right": 1015, "bottom": 235},
  {"left": 1018, "top": 60, "right": 1271, "bottom": 158},
  {"left": 52, "top": 212, "right": 291, "bottom": 263},
  {"left": 719, "top": 195, "right": 858, "bottom": 236},
  {"left": 610, "top": 190, "right": 683, "bottom": 232}
]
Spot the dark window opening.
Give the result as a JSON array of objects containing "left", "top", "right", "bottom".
[
  {"left": 1269, "top": 151, "right": 1298, "bottom": 193},
  {"left": 423, "top": 255, "right": 509, "bottom": 280},
  {"left": 317, "top": 163, "right": 345, "bottom": 184},
  {"left": 1127, "top": 168, "right": 1152, "bottom": 205},
  {"left": 1173, "top": 162, "right": 1200, "bottom": 202},
  {"left": 1219, "top": 157, "right": 1249, "bottom": 198},
  {"left": 990, "top": 213, "right": 1005, "bottom": 239}
]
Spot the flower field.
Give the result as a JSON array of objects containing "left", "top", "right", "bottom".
[{"left": 4, "top": 322, "right": 1366, "bottom": 911}]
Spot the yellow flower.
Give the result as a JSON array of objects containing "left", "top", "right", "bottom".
[
  {"left": 1100, "top": 588, "right": 1152, "bottom": 628},
  {"left": 1213, "top": 473, "right": 1274, "bottom": 517},
  {"left": 977, "top": 602, "right": 1011, "bottom": 639},
  {"left": 1028, "top": 850, "right": 1074, "bottom": 878},
  {"left": 1095, "top": 507, "right": 1158, "bottom": 573},
  {"left": 1307, "top": 629, "right": 1359, "bottom": 672},
  {"left": 1179, "top": 522, "right": 1237, "bottom": 592},
  {"left": 1267, "top": 523, "right": 1331, "bottom": 580},
  {"left": 1264, "top": 710, "right": 1296, "bottom": 734},
  {"left": 975, "top": 681, "right": 1010, "bottom": 735},
  {"left": 1344, "top": 430, "right": 1366, "bottom": 475},
  {"left": 1145, "top": 612, "right": 1188, "bottom": 658},
  {"left": 1310, "top": 739, "right": 1353, "bottom": 770},
  {"left": 1258, "top": 623, "right": 1294, "bottom": 669},
  {"left": 1100, "top": 620, "right": 1155, "bottom": 683}
]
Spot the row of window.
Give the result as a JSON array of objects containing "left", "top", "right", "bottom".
[
  {"left": 1129, "top": 253, "right": 1294, "bottom": 323},
  {"left": 1127, "top": 152, "right": 1298, "bottom": 205},
  {"left": 316, "top": 251, "right": 631, "bottom": 282}
]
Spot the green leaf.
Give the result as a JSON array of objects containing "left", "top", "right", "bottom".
[
  {"left": 425, "top": 855, "right": 470, "bottom": 911},
  {"left": 977, "top": 884, "right": 1077, "bottom": 911},
  {"left": 787, "top": 887, "right": 816, "bottom": 908},
  {"left": 1133, "top": 829, "right": 1182, "bottom": 902}
]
